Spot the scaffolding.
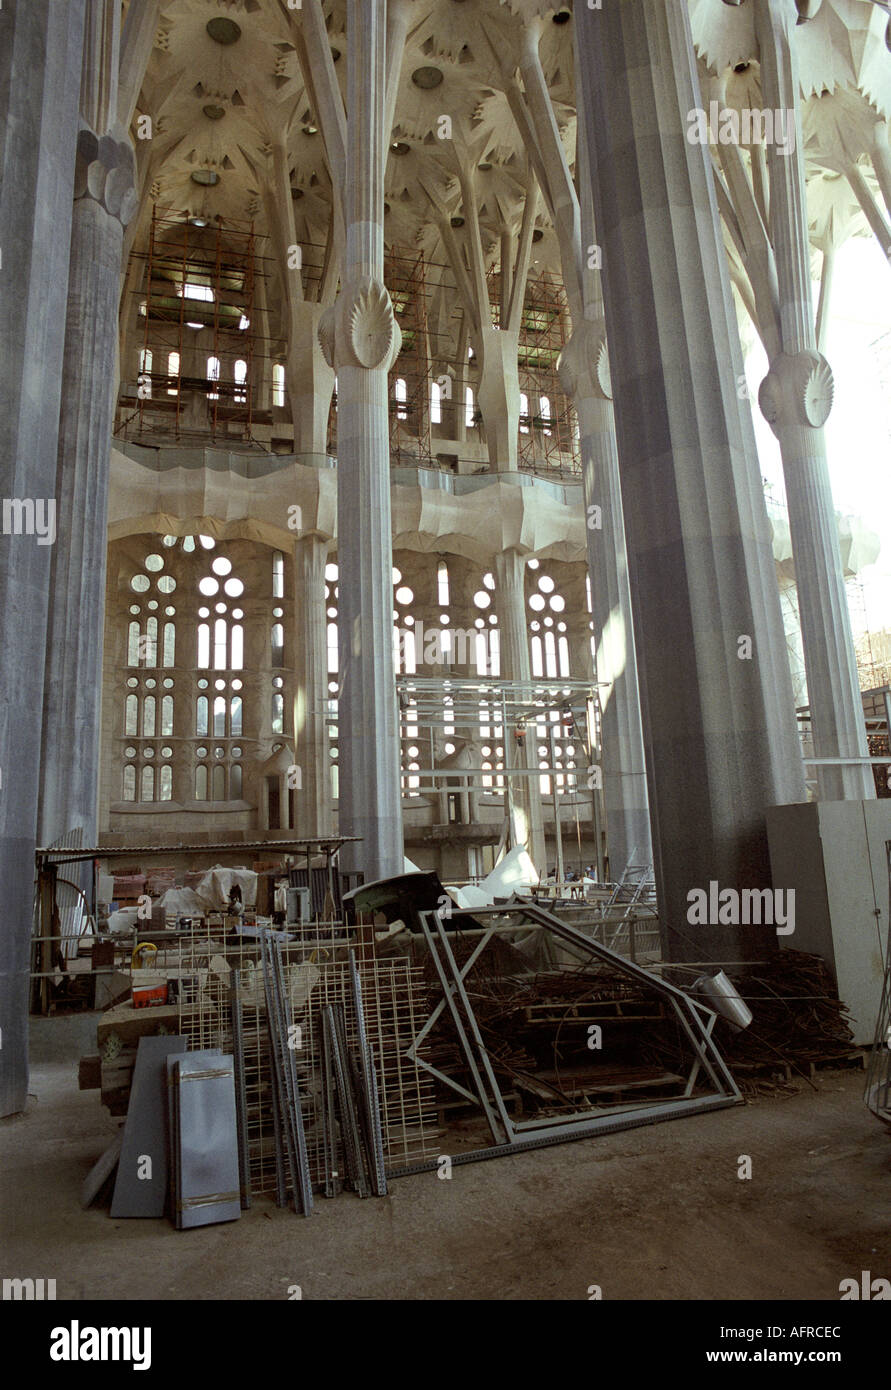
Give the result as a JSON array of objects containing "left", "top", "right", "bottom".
[{"left": 116, "top": 208, "right": 270, "bottom": 447}]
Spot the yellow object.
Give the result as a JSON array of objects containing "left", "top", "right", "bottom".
[{"left": 131, "top": 941, "right": 158, "bottom": 970}]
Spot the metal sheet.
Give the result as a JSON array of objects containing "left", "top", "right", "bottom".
[
  {"left": 172, "top": 1053, "right": 241, "bottom": 1230},
  {"left": 110, "top": 1035, "right": 187, "bottom": 1218}
]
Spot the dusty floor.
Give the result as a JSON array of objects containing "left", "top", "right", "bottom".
[{"left": 2, "top": 1018, "right": 889, "bottom": 1302}]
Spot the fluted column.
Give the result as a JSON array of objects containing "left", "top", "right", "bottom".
[
  {"left": 0, "top": 0, "right": 87, "bottom": 1115},
  {"left": 319, "top": 0, "right": 404, "bottom": 878},
  {"left": 576, "top": 0, "right": 805, "bottom": 961},
  {"left": 39, "top": 120, "right": 138, "bottom": 848},
  {"left": 293, "top": 534, "right": 332, "bottom": 837},
  {"left": 754, "top": 0, "right": 872, "bottom": 801},
  {"left": 493, "top": 549, "right": 546, "bottom": 873}
]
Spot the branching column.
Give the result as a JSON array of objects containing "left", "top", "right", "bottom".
[
  {"left": 755, "top": 0, "right": 873, "bottom": 801},
  {"left": 319, "top": 0, "right": 404, "bottom": 878},
  {"left": 576, "top": 0, "right": 805, "bottom": 962}
]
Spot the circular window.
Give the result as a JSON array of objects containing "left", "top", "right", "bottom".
[
  {"left": 199, "top": 577, "right": 219, "bottom": 596},
  {"left": 215, "top": 679, "right": 226, "bottom": 691},
  {"left": 163, "top": 678, "right": 174, "bottom": 689},
  {"left": 144, "top": 554, "right": 164, "bottom": 572},
  {"left": 129, "top": 604, "right": 140, "bottom": 616},
  {"left": 482, "top": 745, "right": 491, "bottom": 757},
  {"left": 165, "top": 605, "right": 176, "bottom": 616},
  {"left": 272, "top": 607, "right": 283, "bottom": 618},
  {"left": 157, "top": 576, "right": 176, "bottom": 594},
  {"left": 445, "top": 742, "right": 455, "bottom": 755},
  {"left": 483, "top": 573, "right": 495, "bottom": 590},
  {"left": 127, "top": 677, "right": 138, "bottom": 688},
  {"left": 196, "top": 746, "right": 207, "bottom": 758},
  {"left": 131, "top": 575, "right": 150, "bottom": 593},
  {"left": 325, "top": 564, "right": 338, "bottom": 582},
  {"left": 549, "top": 595, "right": 565, "bottom": 612},
  {"left": 199, "top": 535, "right": 215, "bottom": 549},
  {"left": 327, "top": 606, "right": 337, "bottom": 618},
  {"left": 408, "top": 745, "right": 420, "bottom": 757},
  {"left": 232, "top": 608, "right": 244, "bottom": 620},
  {"left": 473, "top": 591, "right": 491, "bottom": 609},
  {"left": 273, "top": 676, "right": 283, "bottom": 689},
  {"left": 330, "top": 747, "right": 339, "bottom": 759},
  {"left": 161, "top": 746, "right": 173, "bottom": 758},
  {"left": 529, "top": 594, "right": 546, "bottom": 612},
  {"left": 125, "top": 746, "right": 137, "bottom": 758},
  {"left": 231, "top": 679, "right": 242, "bottom": 691},
  {"left": 214, "top": 747, "right": 225, "bottom": 758},
  {"left": 198, "top": 607, "right": 209, "bottom": 618},
  {"left": 538, "top": 575, "right": 555, "bottom": 593},
  {"left": 328, "top": 681, "right": 338, "bottom": 693},
  {"left": 405, "top": 615, "right": 414, "bottom": 626},
  {"left": 527, "top": 558, "right": 539, "bottom": 570},
  {"left": 144, "top": 747, "right": 155, "bottom": 759},
  {"left": 232, "top": 746, "right": 242, "bottom": 757},
  {"left": 215, "top": 602, "right": 227, "bottom": 614},
  {"left": 439, "top": 613, "right": 449, "bottom": 625},
  {"left": 162, "top": 535, "right": 177, "bottom": 548},
  {"left": 391, "top": 567, "right": 401, "bottom": 584},
  {"left": 558, "top": 622, "right": 567, "bottom": 633},
  {"left": 198, "top": 678, "right": 208, "bottom": 689},
  {"left": 212, "top": 557, "right": 232, "bottom": 576},
  {"left": 544, "top": 616, "right": 553, "bottom": 627},
  {"left": 147, "top": 599, "right": 158, "bottom": 611},
  {"left": 224, "top": 578, "right": 244, "bottom": 597},
  {"left": 475, "top": 618, "right": 485, "bottom": 629},
  {"left": 395, "top": 586, "right": 413, "bottom": 605},
  {"left": 145, "top": 678, "right": 156, "bottom": 689}
]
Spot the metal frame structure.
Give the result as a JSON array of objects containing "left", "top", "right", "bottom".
[
  {"left": 389, "top": 901, "right": 740, "bottom": 1177},
  {"left": 865, "top": 842, "right": 891, "bottom": 1127}
]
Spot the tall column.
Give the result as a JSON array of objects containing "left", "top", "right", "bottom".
[
  {"left": 0, "top": 0, "right": 87, "bottom": 1115},
  {"left": 576, "top": 0, "right": 805, "bottom": 962},
  {"left": 319, "top": 0, "right": 404, "bottom": 879},
  {"left": 290, "top": 303, "right": 335, "bottom": 466},
  {"left": 558, "top": 324, "right": 651, "bottom": 879},
  {"left": 39, "top": 0, "right": 138, "bottom": 849},
  {"left": 754, "top": 0, "right": 872, "bottom": 801},
  {"left": 493, "top": 549, "right": 546, "bottom": 873},
  {"left": 293, "top": 534, "right": 333, "bottom": 837}
]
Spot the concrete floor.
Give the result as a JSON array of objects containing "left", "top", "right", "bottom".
[{"left": 3, "top": 1017, "right": 889, "bottom": 1301}]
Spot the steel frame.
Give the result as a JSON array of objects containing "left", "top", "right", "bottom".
[{"left": 390, "top": 902, "right": 740, "bottom": 1175}]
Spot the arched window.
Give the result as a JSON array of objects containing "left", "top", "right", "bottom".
[
  {"left": 161, "top": 695, "right": 174, "bottom": 737},
  {"left": 167, "top": 351, "right": 180, "bottom": 396},
  {"left": 394, "top": 377, "right": 408, "bottom": 421},
  {"left": 437, "top": 560, "right": 450, "bottom": 607},
  {"left": 123, "top": 765, "right": 136, "bottom": 801},
  {"left": 230, "top": 764, "right": 243, "bottom": 799},
  {"left": 231, "top": 624, "right": 243, "bottom": 671},
  {"left": 431, "top": 379, "right": 442, "bottom": 424},
  {"left": 273, "top": 363, "right": 286, "bottom": 408},
  {"left": 142, "top": 695, "right": 156, "bottom": 737},
  {"left": 159, "top": 766, "right": 172, "bottom": 801},
  {"left": 230, "top": 696, "right": 242, "bottom": 736},
  {"left": 197, "top": 622, "right": 210, "bottom": 668},
  {"left": 558, "top": 635, "right": 570, "bottom": 677},
  {"left": 272, "top": 692, "right": 284, "bottom": 734},
  {"left": 214, "top": 618, "right": 227, "bottom": 669},
  {"left": 212, "top": 764, "right": 226, "bottom": 801},
  {"left": 127, "top": 621, "right": 140, "bottom": 667},
  {"left": 163, "top": 622, "right": 175, "bottom": 667},
  {"left": 271, "top": 623, "right": 284, "bottom": 668},
  {"left": 195, "top": 764, "right": 208, "bottom": 800},
  {"left": 213, "top": 696, "right": 226, "bottom": 737},
  {"left": 519, "top": 392, "right": 530, "bottom": 433},
  {"left": 531, "top": 635, "right": 543, "bottom": 678},
  {"left": 540, "top": 394, "right": 552, "bottom": 436},
  {"left": 544, "top": 630, "right": 557, "bottom": 677},
  {"left": 465, "top": 386, "right": 475, "bottom": 429},
  {"left": 139, "top": 348, "right": 152, "bottom": 375},
  {"left": 327, "top": 621, "right": 338, "bottom": 674},
  {"left": 141, "top": 765, "right": 155, "bottom": 802},
  {"left": 145, "top": 616, "right": 157, "bottom": 666},
  {"left": 196, "top": 696, "right": 208, "bottom": 737},
  {"left": 272, "top": 551, "right": 284, "bottom": 599},
  {"left": 207, "top": 356, "right": 221, "bottom": 401},
  {"left": 234, "top": 359, "right": 247, "bottom": 404},
  {"left": 125, "top": 694, "right": 138, "bottom": 736}
]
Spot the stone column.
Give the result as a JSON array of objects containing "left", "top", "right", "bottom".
[
  {"left": 290, "top": 302, "right": 335, "bottom": 467},
  {"left": 558, "top": 322, "right": 651, "bottom": 878},
  {"left": 293, "top": 534, "right": 333, "bottom": 837},
  {"left": 0, "top": 0, "right": 87, "bottom": 1116},
  {"left": 754, "top": 0, "right": 872, "bottom": 802},
  {"left": 476, "top": 326, "right": 521, "bottom": 473},
  {"left": 493, "top": 549, "right": 546, "bottom": 873},
  {"left": 39, "top": 120, "right": 138, "bottom": 849},
  {"left": 576, "top": 0, "right": 805, "bottom": 962},
  {"left": 319, "top": 0, "right": 404, "bottom": 879}
]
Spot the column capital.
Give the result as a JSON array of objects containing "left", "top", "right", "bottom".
[
  {"left": 759, "top": 349, "right": 834, "bottom": 434},
  {"left": 318, "top": 275, "right": 402, "bottom": 371},
  {"left": 74, "top": 123, "right": 138, "bottom": 228},
  {"left": 557, "top": 319, "right": 612, "bottom": 403}
]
